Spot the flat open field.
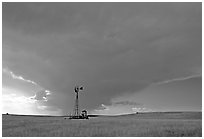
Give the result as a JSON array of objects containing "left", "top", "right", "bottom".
[{"left": 2, "top": 112, "right": 202, "bottom": 137}]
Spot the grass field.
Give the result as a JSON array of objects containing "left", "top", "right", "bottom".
[{"left": 2, "top": 112, "right": 202, "bottom": 137}]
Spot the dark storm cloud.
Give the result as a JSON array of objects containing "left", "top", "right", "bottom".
[
  {"left": 113, "top": 101, "right": 143, "bottom": 106},
  {"left": 2, "top": 3, "right": 201, "bottom": 114},
  {"left": 96, "top": 104, "right": 109, "bottom": 111},
  {"left": 31, "top": 90, "right": 50, "bottom": 101}
]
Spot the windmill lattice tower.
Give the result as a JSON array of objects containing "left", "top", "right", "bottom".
[{"left": 73, "top": 86, "right": 83, "bottom": 117}]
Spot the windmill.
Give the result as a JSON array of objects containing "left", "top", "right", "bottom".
[
  {"left": 73, "top": 86, "right": 83, "bottom": 117},
  {"left": 69, "top": 86, "right": 89, "bottom": 119}
]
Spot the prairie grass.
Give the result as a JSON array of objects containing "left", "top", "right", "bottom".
[{"left": 2, "top": 112, "right": 202, "bottom": 137}]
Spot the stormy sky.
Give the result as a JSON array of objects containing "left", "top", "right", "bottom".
[{"left": 2, "top": 3, "right": 201, "bottom": 115}]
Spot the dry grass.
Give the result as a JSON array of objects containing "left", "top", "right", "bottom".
[{"left": 2, "top": 112, "right": 202, "bottom": 137}]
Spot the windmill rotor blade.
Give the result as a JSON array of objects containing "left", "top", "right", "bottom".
[{"left": 74, "top": 87, "right": 78, "bottom": 93}]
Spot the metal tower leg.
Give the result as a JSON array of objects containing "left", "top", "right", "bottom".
[{"left": 74, "top": 92, "right": 79, "bottom": 117}]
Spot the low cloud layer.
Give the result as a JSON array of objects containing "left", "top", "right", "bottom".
[
  {"left": 113, "top": 101, "right": 143, "bottom": 106},
  {"left": 30, "top": 90, "right": 51, "bottom": 101},
  {"left": 2, "top": 3, "right": 201, "bottom": 114}
]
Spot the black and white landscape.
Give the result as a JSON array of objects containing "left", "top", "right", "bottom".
[{"left": 2, "top": 2, "right": 202, "bottom": 137}]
